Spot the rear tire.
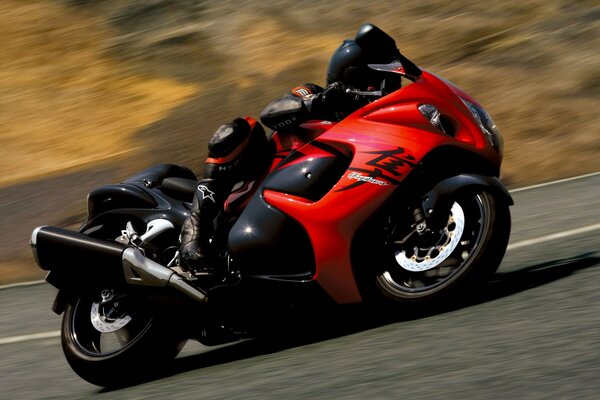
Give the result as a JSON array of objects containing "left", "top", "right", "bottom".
[
  {"left": 61, "top": 288, "right": 183, "bottom": 387},
  {"left": 375, "top": 190, "right": 510, "bottom": 303}
]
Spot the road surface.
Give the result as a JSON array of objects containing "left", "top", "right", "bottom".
[{"left": 1, "top": 172, "right": 599, "bottom": 399}]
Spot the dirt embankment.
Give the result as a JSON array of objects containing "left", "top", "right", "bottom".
[{"left": 0, "top": 0, "right": 598, "bottom": 283}]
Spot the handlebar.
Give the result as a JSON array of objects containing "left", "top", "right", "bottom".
[{"left": 345, "top": 88, "right": 383, "bottom": 97}]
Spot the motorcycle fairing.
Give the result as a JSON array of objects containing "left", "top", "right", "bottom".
[
  {"left": 231, "top": 70, "right": 505, "bottom": 304},
  {"left": 268, "top": 121, "right": 333, "bottom": 170},
  {"left": 83, "top": 163, "right": 199, "bottom": 230},
  {"left": 85, "top": 184, "right": 157, "bottom": 220},
  {"left": 263, "top": 143, "right": 352, "bottom": 202},
  {"left": 228, "top": 139, "right": 351, "bottom": 281},
  {"left": 355, "top": 70, "right": 503, "bottom": 166},
  {"left": 229, "top": 130, "right": 424, "bottom": 303},
  {"left": 228, "top": 192, "right": 316, "bottom": 278},
  {"left": 262, "top": 136, "right": 420, "bottom": 303}
]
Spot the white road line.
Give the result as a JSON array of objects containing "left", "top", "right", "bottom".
[
  {"left": 509, "top": 171, "right": 600, "bottom": 193},
  {"left": 507, "top": 222, "right": 600, "bottom": 251},
  {"left": 0, "top": 280, "right": 46, "bottom": 290},
  {"left": 0, "top": 330, "right": 60, "bottom": 346}
]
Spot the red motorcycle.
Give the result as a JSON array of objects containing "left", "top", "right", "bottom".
[{"left": 31, "top": 39, "right": 512, "bottom": 387}]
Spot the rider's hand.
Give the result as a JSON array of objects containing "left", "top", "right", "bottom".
[
  {"left": 307, "top": 81, "right": 354, "bottom": 121},
  {"left": 321, "top": 82, "right": 348, "bottom": 105}
]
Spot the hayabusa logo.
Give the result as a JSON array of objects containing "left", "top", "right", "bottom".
[
  {"left": 364, "top": 147, "right": 416, "bottom": 176},
  {"left": 347, "top": 172, "right": 389, "bottom": 186},
  {"left": 337, "top": 146, "right": 415, "bottom": 191},
  {"left": 218, "top": 158, "right": 240, "bottom": 171}
]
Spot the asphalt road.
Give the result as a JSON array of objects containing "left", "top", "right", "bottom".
[{"left": 1, "top": 173, "right": 600, "bottom": 399}]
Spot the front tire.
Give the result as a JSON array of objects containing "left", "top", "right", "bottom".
[
  {"left": 375, "top": 190, "right": 510, "bottom": 303},
  {"left": 61, "top": 288, "right": 182, "bottom": 387}
]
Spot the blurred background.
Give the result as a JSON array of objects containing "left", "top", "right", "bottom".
[{"left": 1, "top": 0, "right": 599, "bottom": 283}]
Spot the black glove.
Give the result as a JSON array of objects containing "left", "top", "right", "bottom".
[
  {"left": 320, "top": 82, "right": 348, "bottom": 106},
  {"left": 308, "top": 82, "right": 352, "bottom": 121}
]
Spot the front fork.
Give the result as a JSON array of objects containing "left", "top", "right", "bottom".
[{"left": 390, "top": 206, "right": 431, "bottom": 246}]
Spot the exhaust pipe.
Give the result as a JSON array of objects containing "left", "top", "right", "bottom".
[
  {"left": 121, "top": 247, "right": 206, "bottom": 303},
  {"left": 32, "top": 226, "right": 127, "bottom": 272},
  {"left": 31, "top": 226, "right": 206, "bottom": 304}
]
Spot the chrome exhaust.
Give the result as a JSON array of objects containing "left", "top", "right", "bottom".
[{"left": 122, "top": 248, "right": 206, "bottom": 303}]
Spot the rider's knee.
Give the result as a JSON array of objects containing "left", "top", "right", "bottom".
[{"left": 204, "top": 117, "right": 269, "bottom": 182}]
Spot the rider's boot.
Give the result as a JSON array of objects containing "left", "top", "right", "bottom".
[{"left": 179, "top": 179, "right": 220, "bottom": 275}]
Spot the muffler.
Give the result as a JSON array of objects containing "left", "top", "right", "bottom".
[
  {"left": 32, "top": 226, "right": 127, "bottom": 272},
  {"left": 31, "top": 226, "right": 206, "bottom": 303}
]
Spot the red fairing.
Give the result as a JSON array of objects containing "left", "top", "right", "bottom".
[
  {"left": 263, "top": 70, "right": 503, "bottom": 304},
  {"left": 264, "top": 129, "right": 437, "bottom": 303},
  {"left": 353, "top": 70, "right": 502, "bottom": 165},
  {"left": 268, "top": 121, "right": 335, "bottom": 171}
]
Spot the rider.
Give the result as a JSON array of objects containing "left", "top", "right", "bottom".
[{"left": 179, "top": 24, "right": 404, "bottom": 274}]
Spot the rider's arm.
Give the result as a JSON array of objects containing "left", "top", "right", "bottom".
[
  {"left": 260, "top": 83, "right": 356, "bottom": 131},
  {"left": 260, "top": 84, "right": 324, "bottom": 131}
]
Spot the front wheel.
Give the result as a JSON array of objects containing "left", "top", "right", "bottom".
[
  {"left": 375, "top": 190, "right": 511, "bottom": 303},
  {"left": 61, "top": 288, "right": 183, "bottom": 387}
]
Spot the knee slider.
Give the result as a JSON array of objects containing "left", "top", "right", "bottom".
[
  {"left": 208, "top": 118, "right": 251, "bottom": 158},
  {"left": 205, "top": 118, "right": 269, "bottom": 184}
]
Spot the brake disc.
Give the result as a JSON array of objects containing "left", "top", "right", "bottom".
[
  {"left": 90, "top": 293, "right": 132, "bottom": 333},
  {"left": 395, "top": 202, "right": 465, "bottom": 272}
]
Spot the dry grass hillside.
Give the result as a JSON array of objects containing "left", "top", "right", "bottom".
[
  {"left": 2, "top": 0, "right": 599, "bottom": 187},
  {"left": 0, "top": 0, "right": 598, "bottom": 282}
]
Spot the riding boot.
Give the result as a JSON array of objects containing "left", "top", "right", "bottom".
[{"left": 179, "top": 179, "right": 220, "bottom": 273}]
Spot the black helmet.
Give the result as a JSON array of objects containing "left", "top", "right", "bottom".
[{"left": 326, "top": 24, "right": 401, "bottom": 91}]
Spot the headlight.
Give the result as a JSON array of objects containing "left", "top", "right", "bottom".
[{"left": 461, "top": 99, "right": 504, "bottom": 153}]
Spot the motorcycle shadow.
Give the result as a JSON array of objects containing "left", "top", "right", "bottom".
[{"left": 103, "top": 252, "right": 599, "bottom": 390}]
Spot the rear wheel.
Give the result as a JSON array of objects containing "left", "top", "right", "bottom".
[
  {"left": 375, "top": 190, "right": 510, "bottom": 303},
  {"left": 61, "top": 287, "right": 183, "bottom": 387}
]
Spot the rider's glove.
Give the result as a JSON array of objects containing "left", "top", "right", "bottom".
[
  {"left": 320, "top": 82, "right": 348, "bottom": 106},
  {"left": 308, "top": 82, "right": 351, "bottom": 121}
]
